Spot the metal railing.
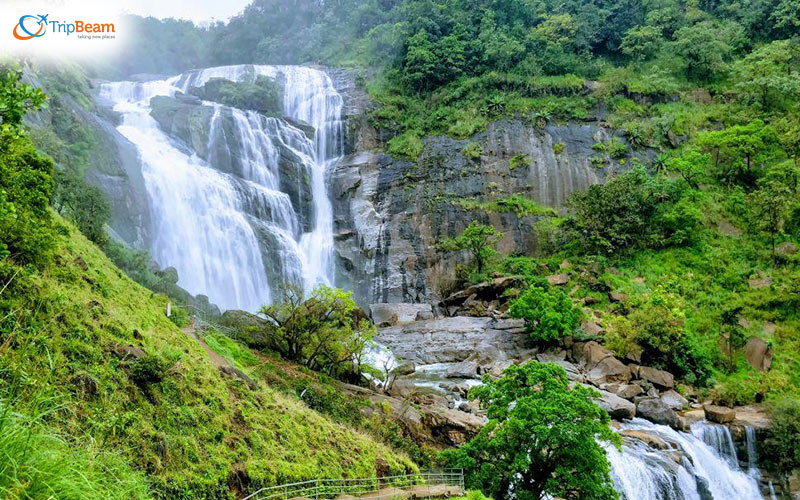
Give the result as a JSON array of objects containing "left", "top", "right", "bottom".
[{"left": 242, "top": 469, "right": 464, "bottom": 500}]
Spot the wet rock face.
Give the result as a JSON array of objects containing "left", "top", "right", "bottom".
[{"left": 329, "top": 115, "right": 638, "bottom": 306}]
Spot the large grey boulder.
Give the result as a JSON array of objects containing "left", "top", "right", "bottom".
[
  {"left": 704, "top": 405, "right": 736, "bottom": 424},
  {"left": 586, "top": 356, "right": 631, "bottom": 386},
  {"left": 744, "top": 337, "right": 773, "bottom": 372},
  {"left": 595, "top": 389, "right": 636, "bottom": 419},
  {"left": 370, "top": 303, "right": 433, "bottom": 326},
  {"left": 637, "top": 398, "right": 683, "bottom": 430},
  {"left": 660, "top": 390, "right": 689, "bottom": 410},
  {"left": 446, "top": 360, "right": 480, "bottom": 379},
  {"left": 638, "top": 366, "right": 675, "bottom": 389}
]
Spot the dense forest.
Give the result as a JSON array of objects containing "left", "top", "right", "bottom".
[{"left": 2, "top": 0, "right": 800, "bottom": 498}]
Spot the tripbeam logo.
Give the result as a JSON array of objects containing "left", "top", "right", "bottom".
[
  {"left": 13, "top": 14, "right": 47, "bottom": 40},
  {"left": 12, "top": 13, "right": 116, "bottom": 40}
]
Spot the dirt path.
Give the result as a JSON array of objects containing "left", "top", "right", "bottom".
[{"left": 182, "top": 322, "right": 231, "bottom": 369}]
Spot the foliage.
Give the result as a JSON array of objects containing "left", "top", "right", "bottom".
[
  {"left": 509, "top": 153, "right": 529, "bottom": 170},
  {"left": 732, "top": 40, "right": 800, "bottom": 110},
  {"left": 438, "top": 221, "right": 502, "bottom": 274},
  {"left": 387, "top": 131, "right": 424, "bottom": 160},
  {"left": 190, "top": 75, "right": 283, "bottom": 115},
  {"left": 260, "top": 286, "right": 376, "bottom": 380},
  {"left": 0, "top": 63, "right": 47, "bottom": 126},
  {"left": 52, "top": 169, "right": 110, "bottom": 246},
  {"left": 0, "top": 400, "right": 151, "bottom": 500},
  {"left": 454, "top": 195, "right": 557, "bottom": 218},
  {"left": 509, "top": 282, "right": 583, "bottom": 343},
  {"left": 462, "top": 142, "right": 483, "bottom": 159},
  {"left": 0, "top": 125, "right": 56, "bottom": 266},
  {"left": 697, "top": 120, "right": 783, "bottom": 188},
  {"left": 762, "top": 397, "right": 800, "bottom": 477},
  {"left": 568, "top": 168, "right": 700, "bottom": 253},
  {"left": 749, "top": 179, "right": 793, "bottom": 258},
  {"left": 442, "top": 362, "right": 619, "bottom": 500}
]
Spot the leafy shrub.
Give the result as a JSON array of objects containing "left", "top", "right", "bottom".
[
  {"left": 168, "top": 305, "right": 190, "bottom": 327},
  {"left": 260, "top": 286, "right": 376, "bottom": 380},
  {"left": 191, "top": 75, "right": 283, "bottom": 115},
  {"left": 553, "top": 142, "right": 564, "bottom": 154},
  {"left": 462, "top": 142, "right": 483, "bottom": 159},
  {"left": 568, "top": 167, "right": 701, "bottom": 253},
  {"left": 387, "top": 131, "right": 424, "bottom": 160},
  {"left": 607, "top": 138, "right": 629, "bottom": 159},
  {"left": 509, "top": 153, "right": 529, "bottom": 170},
  {"left": 52, "top": 169, "right": 110, "bottom": 246},
  {"left": 130, "top": 355, "right": 170, "bottom": 387},
  {"left": 509, "top": 281, "right": 583, "bottom": 343},
  {"left": 762, "top": 398, "right": 800, "bottom": 477}
]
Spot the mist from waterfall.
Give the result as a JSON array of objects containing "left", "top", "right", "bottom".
[
  {"left": 607, "top": 419, "right": 764, "bottom": 500},
  {"left": 100, "top": 65, "right": 343, "bottom": 311}
]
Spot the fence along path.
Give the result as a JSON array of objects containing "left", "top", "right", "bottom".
[{"left": 241, "top": 470, "right": 465, "bottom": 500}]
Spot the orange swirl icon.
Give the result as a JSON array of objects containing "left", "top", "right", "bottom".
[{"left": 13, "top": 15, "right": 47, "bottom": 40}]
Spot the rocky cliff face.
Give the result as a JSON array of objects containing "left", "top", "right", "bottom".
[{"left": 329, "top": 73, "right": 644, "bottom": 305}]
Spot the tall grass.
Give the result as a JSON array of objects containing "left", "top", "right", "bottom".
[{"left": 0, "top": 400, "right": 151, "bottom": 500}]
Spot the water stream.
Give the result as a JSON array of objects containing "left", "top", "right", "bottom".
[
  {"left": 608, "top": 419, "right": 764, "bottom": 500},
  {"left": 100, "top": 65, "right": 342, "bottom": 311}
]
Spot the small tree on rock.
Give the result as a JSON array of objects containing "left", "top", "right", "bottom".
[{"left": 439, "top": 221, "right": 502, "bottom": 274}]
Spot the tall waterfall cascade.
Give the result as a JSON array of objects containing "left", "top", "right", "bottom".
[
  {"left": 100, "top": 65, "right": 343, "bottom": 311},
  {"left": 607, "top": 419, "right": 765, "bottom": 500}
]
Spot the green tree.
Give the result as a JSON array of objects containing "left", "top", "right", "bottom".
[
  {"left": 671, "top": 21, "right": 743, "bottom": 82},
  {"left": 762, "top": 397, "right": 800, "bottom": 480},
  {"left": 439, "top": 221, "right": 502, "bottom": 274},
  {"left": 733, "top": 40, "right": 800, "bottom": 110},
  {"left": 442, "top": 362, "right": 620, "bottom": 500},
  {"left": 720, "top": 305, "right": 746, "bottom": 373},
  {"left": 260, "top": 285, "right": 376, "bottom": 380},
  {"left": 697, "top": 119, "right": 782, "bottom": 187},
  {"left": 749, "top": 179, "right": 793, "bottom": 259},
  {"left": 53, "top": 170, "right": 111, "bottom": 246},
  {"left": 0, "top": 65, "right": 56, "bottom": 266},
  {"left": 620, "top": 25, "right": 663, "bottom": 61},
  {"left": 664, "top": 150, "right": 709, "bottom": 189},
  {"left": 0, "top": 63, "right": 46, "bottom": 127},
  {"left": 403, "top": 30, "right": 438, "bottom": 92},
  {"left": 509, "top": 282, "right": 582, "bottom": 343}
]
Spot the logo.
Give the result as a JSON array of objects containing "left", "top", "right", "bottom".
[{"left": 13, "top": 14, "right": 47, "bottom": 40}]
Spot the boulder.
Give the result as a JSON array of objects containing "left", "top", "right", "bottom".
[
  {"left": 370, "top": 303, "right": 433, "bottom": 326},
  {"left": 446, "top": 360, "right": 480, "bottom": 379},
  {"left": 616, "top": 384, "right": 644, "bottom": 400},
  {"left": 638, "top": 366, "right": 674, "bottom": 389},
  {"left": 573, "top": 341, "right": 613, "bottom": 370},
  {"left": 744, "top": 337, "right": 773, "bottom": 372},
  {"left": 114, "top": 344, "right": 146, "bottom": 360},
  {"left": 553, "top": 360, "right": 584, "bottom": 382},
  {"left": 660, "top": 390, "right": 689, "bottom": 410},
  {"left": 581, "top": 321, "right": 604, "bottom": 336},
  {"left": 608, "top": 291, "right": 627, "bottom": 303},
  {"left": 704, "top": 405, "right": 735, "bottom": 424},
  {"left": 415, "top": 309, "right": 434, "bottom": 321},
  {"left": 621, "top": 430, "right": 669, "bottom": 450},
  {"left": 776, "top": 241, "right": 798, "bottom": 255},
  {"left": 595, "top": 389, "right": 636, "bottom": 419},
  {"left": 637, "top": 398, "right": 683, "bottom": 430},
  {"left": 394, "top": 361, "right": 416, "bottom": 376},
  {"left": 586, "top": 356, "right": 631, "bottom": 386},
  {"left": 548, "top": 274, "right": 569, "bottom": 286}
]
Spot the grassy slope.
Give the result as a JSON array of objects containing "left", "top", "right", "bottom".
[{"left": 0, "top": 220, "right": 413, "bottom": 499}]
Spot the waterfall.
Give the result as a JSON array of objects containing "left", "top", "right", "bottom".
[
  {"left": 608, "top": 419, "right": 764, "bottom": 500},
  {"left": 745, "top": 426, "right": 759, "bottom": 475},
  {"left": 100, "top": 65, "right": 343, "bottom": 311}
]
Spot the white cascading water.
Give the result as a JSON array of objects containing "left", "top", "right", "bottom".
[
  {"left": 607, "top": 419, "right": 764, "bottom": 500},
  {"left": 100, "top": 65, "right": 342, "bottom": 311}
]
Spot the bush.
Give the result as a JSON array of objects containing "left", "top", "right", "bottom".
[
  {"left": 509, "top": 153, "right": 530, "bottom": 170},
  {"left": 762, "top": 397, "right": 800, "bottom": 477},
  {"left": 191, "top": 75, "right": 283, "bottom": 115},
  {"left": 130, "top": 355, "right": 170, "bottom": 387},
  {"left": 387, "top": 131, "right": 424, "bottom": 160},
  {"left": 509, "top": 281, "right": 582, "bottom": 343},
  {"left": 260, "top": 286, "right": 376, "bottom": 380},
  {"left": 462, "top": 142, "right": 483, "bottom": 159},
  {"left": 568, "top": 167, "right": 700, "bottom": 253}
]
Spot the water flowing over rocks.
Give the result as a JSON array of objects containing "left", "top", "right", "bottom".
[{"left": 98, "top": 65, "right": 343, "bottom": 311}]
